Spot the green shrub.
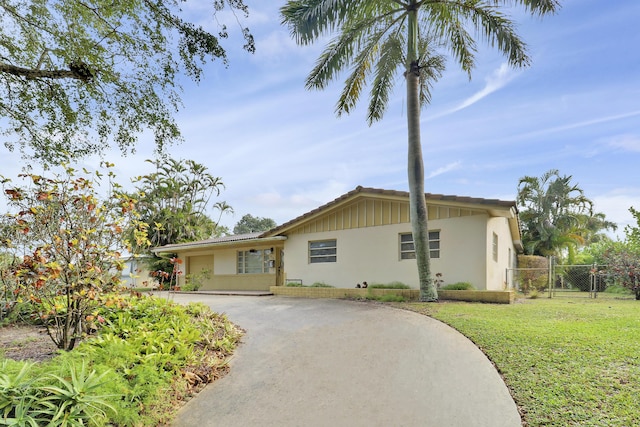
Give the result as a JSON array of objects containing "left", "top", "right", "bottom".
[
  {"left": 285, "top": 281, "right": 303, "bottom": 287},
  {"left": 369, "top": 282, "right": 410, "bottom": 289},
  {"left": 0, "top": 301, "right": 38, "bottom": 327},
  {"left": 1, "top": 295, "right": 243, "bottom": 426},
  {"left": 309, "top": 282, "right": 333, "bottom": 288},
  {"left": 441, "top": 282, "right": 475, "bottom": 290},
  {"left": 517, "top": 255, "right": 549, "bottom": 292},
  {"left": 183, "top": 269, "right": 211, "bottom": 291},
  {"left": 604, "top": 284, "right": 633, "bottom": 295},
  {"left": 0, "top": 360, "right": 115, "bottom": 426},
  {"left": 285, "top": 282, "right": 334, "bottom": 288}
]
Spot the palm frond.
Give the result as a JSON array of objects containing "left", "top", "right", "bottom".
[
  {"left": 334, "top": 11, "right": 406, "bottom": 120},
  {"left": 366, "top": 34, "right": 404, "bottom": 124},
  {"left": 306, "top": 9, "right": 401, "bottom": 90},
  {"left": 417, "top": 35, "right": 446, "bottom": 107},
  {"left": 280, "top": 0, "right": 372, "bottom": 45},
  {"left": 465, "top": 4, "right": 530, "bottom": 67},
  {"left": 423, "top": 3, "right": 477, "bottom": 76},
  {"left": 489, "top": 0, "right": 561, "bottom": 16}
]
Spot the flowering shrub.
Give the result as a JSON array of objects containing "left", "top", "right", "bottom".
[{"left": 0, "top": 163, "right": 149, "bottom": 350}]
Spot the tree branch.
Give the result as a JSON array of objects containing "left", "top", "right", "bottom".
[{"left": 0, "top": 61, "right": 94, "bottom": 81}]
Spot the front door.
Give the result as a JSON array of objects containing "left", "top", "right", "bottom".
[{"left": 188, "top": 255, "right": 214, "bottom": 289}]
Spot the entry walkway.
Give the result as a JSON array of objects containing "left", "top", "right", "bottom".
[{"left": 170, "top": 295, "right": 521, "bottom": 427}]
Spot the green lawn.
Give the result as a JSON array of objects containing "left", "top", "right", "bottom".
[{"left": 399, "top": 296, "right": 640, "bottom": 427}]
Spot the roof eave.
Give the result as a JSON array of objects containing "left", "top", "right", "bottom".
[{"left": 152, "top": 235, "right": 287, "bottom": 254}]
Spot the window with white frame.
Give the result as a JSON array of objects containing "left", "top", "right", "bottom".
[
  {"left": 237, "top": 249, "right": 270, "bottom": 274},
  {"left": 399, "top": 233, "right": 416, "bottom": 259},
  {"left": 399, "top": 231, "right": 440, "bottom": 259},
  {"left": 492, "top": 232, "right": 498, "bottom": 262},
  {"left": 309, "top": 240, "right": 337, "bottom": 263}
]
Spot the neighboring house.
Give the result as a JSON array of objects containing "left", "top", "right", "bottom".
[
  {"left": 152, "top": 186, "right": 522, "bottom": 291},
  {"left": 121, "top": 256, "right": 154, "bottom": 288}
]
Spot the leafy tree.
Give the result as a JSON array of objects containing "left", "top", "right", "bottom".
[
  {"left": 0, "top": 164, "right": 148, "bottom": 350},
  {"left": 233, "top": 214, "right": 277, "bottom": 234},
  {"left": 0, "top": 248, "right": 20, "bottom": 322},
  {"left": 517, "top": 169, "right": 616, "bottom": 259},
  {"left": 0, "top": 0, "right": 254, "bottom": 164},
  {"left": 584, "top": 240, "right": 640, "bottom": 299},
  {"left": 132, "top": 157, "right": 232, "bottom": 276},
  {"left": 578, "top": 211, "right": 618, "bottom": 246},
  {"left": 280, "top": 0, "right": 559, "bottom": 301},
  {"left": 625, "top": 207, "right": 640, "bottom": 248}
]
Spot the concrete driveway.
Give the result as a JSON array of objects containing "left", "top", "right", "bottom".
[{"left": 169, "top": 295, "right": 520, "bottom": 427}]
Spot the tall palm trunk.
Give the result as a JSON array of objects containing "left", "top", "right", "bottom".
[{"left": 406, "top": 5, "right": 437, "bottom": 302}]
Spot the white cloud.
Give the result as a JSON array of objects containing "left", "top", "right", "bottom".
[
  {"left": 254, "top": 31, "right": 301, "bottom": 60},
  {"left": 607, "top": 134, "right": 640, "bottom": 152},
  {"left": 517, "top": 110, "right": 640, "bottom": 140},
  {"left": 455, "top": 63, "right": 515, "bottom": 109},
  {"left": 427, "top": 161, "right": 462, "bottom": 179},
  {"left": 593, "top": 189, "right": 640, "bottom": 239},
  {"left": 235, "top": 180, "right": 351, "bottom": 226},
  {"left": 430, "top": 63, "right": 517, "bottom": 120}
]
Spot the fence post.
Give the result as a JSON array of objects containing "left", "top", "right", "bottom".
[
  {"left": 548, "top": 256, "right": 554, "bottom": 299},
  {"left": 590, "top": 263, "right": 597, "bottom": 299}
]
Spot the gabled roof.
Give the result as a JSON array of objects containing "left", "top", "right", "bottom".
[
  {"left": 153, "top": 186, "right": 521, "bottom": 254},
  {"left": 261, "top": 186, "right": 519, "bottom": 238}
]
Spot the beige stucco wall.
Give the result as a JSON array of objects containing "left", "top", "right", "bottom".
[
  {"left": 176, "top": 243, "right": 282, "bottom": 291},
  {"left": 283, "top": 214, "right": 493, "bottom": 290},
  {"left": 166, "top": 207, "right": 518, "bottom": 292},
  {"left": 486, "top": 217, "right": 518, "bottom": 290},
  {"left": 436, "top": 214, "right": 488, "bottom": 289}
]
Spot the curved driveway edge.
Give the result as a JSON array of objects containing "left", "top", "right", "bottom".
[{"left": 170, "top": 295, "right": 520, "bottom": 427}]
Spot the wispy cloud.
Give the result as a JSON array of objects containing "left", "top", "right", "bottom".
[
  {"left": 517, "top": 110, "right": 640, "bottom": 140},
  {"left": 593, "top": 189, "right": 640, "bottom": 239},
  {"left": 607, "top": 134, "right": 640, "bottom": 152},
  {"left": 430, "top": 63, "right": 517, "bottom": 120},
  {"left": 454, "top": 64, "right": 516, "bottom": 110},
  {"left": 427, "top": 161, "right": 462, "bottom": 179}
]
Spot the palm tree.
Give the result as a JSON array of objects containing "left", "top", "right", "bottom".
[
  {"left": 517, "top": 169, "right": 615, "bottom": 260},
  {"left": 132, "top": 157, "right": 232, "bottom": 274},
  {"left": 281, "top": 0, "right": 559, "bottom": 301}
]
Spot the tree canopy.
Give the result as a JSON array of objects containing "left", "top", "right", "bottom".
[
  {"left": 517, "top": 169, "right": 616, "bottom": 259},
  {"left": 131, "top": 157, "right": 231, "bottom": 274},
  {"left": 625, "top": 207, "right": 640, "bottom": 248},
  {"left": 0, "top": 0, "right": 254, "bottom": 163},
  {"left": 233, "top": 214, "right": 276, "bottom": 235}
]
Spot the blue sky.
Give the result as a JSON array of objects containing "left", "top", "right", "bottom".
[{"left": 3, "top": 0, "right": 640, "bottom": 237}]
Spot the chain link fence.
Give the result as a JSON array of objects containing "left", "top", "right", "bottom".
[
  {"left": 507, "top": 259, "right": 611, "bottom": 298},
  {"left": 551, "top": 264, "right": 608, "bottom": 298}
]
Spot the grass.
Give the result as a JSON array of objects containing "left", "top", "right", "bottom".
[
  {"left": 397, "top": 296, "right": 640, "bottom": 427},
  {"left": 366, "top": 294, "right": 406, "bottom": 302}
]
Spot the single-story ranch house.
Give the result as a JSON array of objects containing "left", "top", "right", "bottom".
[{"left": 153, "top": 186, "right": 523, "bottom": 291}]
